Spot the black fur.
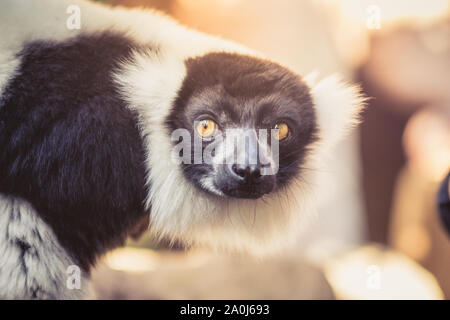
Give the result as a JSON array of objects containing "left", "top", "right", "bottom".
[
  {"left": 438, "top": 172, "right": 450, "bottom": 235},
  {"left": 167, "top": 52, "right": 318, "bottom": 195},
  {"left": 0, "top": 32, "right": 149, "bottom": 270}
]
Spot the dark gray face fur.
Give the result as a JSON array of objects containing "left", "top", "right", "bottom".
[{"left": 167, "top": 52, "right": 318, "bottom": 199}]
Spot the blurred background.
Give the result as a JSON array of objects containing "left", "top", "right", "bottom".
[{"left": 89, "top": 0, "right": 450, "bottom": 299}]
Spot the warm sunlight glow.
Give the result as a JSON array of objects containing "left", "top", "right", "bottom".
[
  {"left": 324, "top": 246, "right": 444, "bottom": 299},
  {"left": 104, "top": 248, "right": 161, "bottom": 272},
  {"left": 403, "top": 109, "right": 450, "bottom": 182},
  {"left": 335, "top": 0, "right": 449, "bottom": 27}
]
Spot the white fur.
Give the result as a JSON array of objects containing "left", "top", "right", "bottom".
[
  {"left": 0, "top": 194, "right": 89, "bottom": 299},
  {"left": 308, "top": 74, "right": 366, "bottom": 154},
  {"left": 0, "top": 0, "right": 254, "bottom": 61},
  {"left": 0, "top": 52, "right": 19, "bottom": 98}
]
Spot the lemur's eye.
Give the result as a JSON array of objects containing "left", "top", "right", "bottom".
[
  {"left": 196, "top": 119, "right": 219, "bottom": 138},
  {"left": 274, "top": 122, "right": 289, "bottom": 140}
]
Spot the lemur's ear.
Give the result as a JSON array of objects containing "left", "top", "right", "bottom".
[{"left": 307, "top": 74, "right": 366, "bottom": 150}]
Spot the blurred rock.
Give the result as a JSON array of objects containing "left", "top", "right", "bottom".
[
  {"left": 324, "top": 245, "right": 444, "bottom": 299},
  {"left": 90, "top": 248, "right": 334, "bottom": 299}
]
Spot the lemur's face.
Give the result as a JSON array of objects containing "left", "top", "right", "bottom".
[{"left": 167, "top": 53, "right": 317, "bottom": 199}]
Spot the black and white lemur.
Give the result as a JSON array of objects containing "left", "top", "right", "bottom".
[{"left": 0, "top": 0, "right": 365, "bottom": 299}]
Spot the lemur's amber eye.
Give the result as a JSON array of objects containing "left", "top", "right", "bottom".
[
  {"left": 274, "top": 122, "right": 289, "bottom": 140},
  {"left": 196, "top": 119, "right": 219, "bottom": 138}
]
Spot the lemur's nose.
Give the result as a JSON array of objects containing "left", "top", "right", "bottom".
[{"left": 231, "top": 163, "right": 262, "bottom": 182}]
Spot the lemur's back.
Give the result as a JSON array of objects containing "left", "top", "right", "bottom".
[{"left": 0, "top": 28, "right": 150, "bottom": 299}]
